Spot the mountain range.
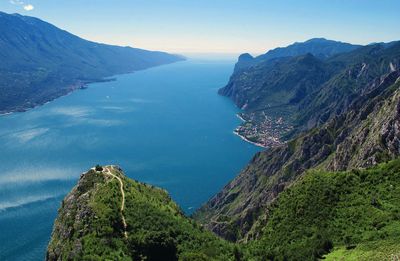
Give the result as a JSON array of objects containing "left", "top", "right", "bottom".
[
  {"left": 233, "top": 38, "right": 360, "bottom": 72},
  {"left": 218, "top": 38, "right": 400, "bottom": 146},
  {"left": 0, "top": 11, "right": 183, "bottom": 114}
]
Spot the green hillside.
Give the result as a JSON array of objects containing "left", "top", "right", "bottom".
[
  {"left": 246, "top": 159, "right": 400, "bottom": 260},
  {"left": 47, "top": 166, "right": 234, "bottom": 261}
]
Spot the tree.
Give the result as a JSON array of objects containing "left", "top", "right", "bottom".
[{"left": 95, "top": 165, "right": 103, "bottom": 172}]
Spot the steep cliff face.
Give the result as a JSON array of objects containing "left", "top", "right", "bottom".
[
  {"left": 328, "top": 71, "right": 400, "bottom": 171},
  {"left": 219, "top": 54, "right": 333, "bottom": 111},
  {"left": 47, "top": 166, "right": 234, "bottom": 261},
  {"left": 194, "top": 70, "right": 400, "bottom": 242}
]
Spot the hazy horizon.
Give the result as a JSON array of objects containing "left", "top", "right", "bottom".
[{"left": 1, "top": 0, "right": 399, "bottom": 56}]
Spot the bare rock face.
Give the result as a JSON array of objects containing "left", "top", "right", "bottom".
[
  {"left": 194, "top": 70, "right": 400, "bottom": 242},
  {"left": 46, "top": 170, "right": 105, "bottom": 260},
  {"left": 381, "top": 97, "right": 400, "bottom": 154},
  {"left": 329, "top": 71, "right": 400, "bottom": 171}
]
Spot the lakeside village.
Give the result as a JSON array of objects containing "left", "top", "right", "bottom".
[{"left": 235, "top": 111, "right": 293, "bottom": 148}]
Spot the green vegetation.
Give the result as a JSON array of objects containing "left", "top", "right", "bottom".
[
  {"left": 245, "top": 159, "right": 400, "bottom": 260},
  {"left": 49, "top": 159, "right": 400, "bottom": 260},
  {"left": 47, "top": 167, "right": 234, "bottom": 261}
]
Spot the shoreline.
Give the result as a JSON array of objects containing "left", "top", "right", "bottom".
[
  {"left": 0, "top": 85, "right": 83, "bottom": 117},
  {"left": 236, "top": 113, "right": 246, "bottom": 122},
  {"left": 234, "top": 112, "right": 285, "bottom": 149},
  {"left": 235, "top": 113, "right": 267, "bottom": 148},
  {"left": 0, "top": 112, "right": 13, "bottom": 117},
  {"left": 233, "top": 130, "right": 268, "bottom": 148},
  {"left": 0, "top": 60, "right": 183, "bottom": 117},
  {"left": 0, "top": 78, "right": 117, "bottom": 117}
]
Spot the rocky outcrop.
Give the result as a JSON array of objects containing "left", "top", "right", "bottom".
[
  {"left": 46, "top": 169, "right": 109, "bottom": 260},
  {"left": 329, "top": 71, "right": 400, "bottom": 170}
]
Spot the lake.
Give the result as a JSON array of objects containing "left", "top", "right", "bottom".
[{"left": 0, "top": 60, "right": 260, "bottom": 260}]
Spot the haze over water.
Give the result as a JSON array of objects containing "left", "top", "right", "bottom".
[{"left": 0, "top": 60, "right": 260, "bottom": 260}]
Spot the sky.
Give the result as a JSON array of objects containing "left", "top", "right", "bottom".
[{"left": 0, "top": 0, "right": 399, "bottom": 57}]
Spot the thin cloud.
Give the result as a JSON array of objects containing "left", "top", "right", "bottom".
[
  {"left": 9, "top": 0, "right": 34, "bottom": 11},
  {"left": 23, "top": 4, "right": 34, "bottom": 11},
  {"left": 9, "top": 0, "right": 23, "bottom": 5}
]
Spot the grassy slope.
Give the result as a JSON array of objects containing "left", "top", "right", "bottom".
[{"left": 245, "top": 159, "right": 400, "bottom": 260}]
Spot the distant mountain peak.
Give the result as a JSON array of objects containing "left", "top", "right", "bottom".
[
  {"left": 304, "top": 37, "right": 329, "bottom": 43},
  {"left": 233, "top": 38, "right": 361, "bottom": 73},
  {"left": 238, "top": 53, "right": 254, "bottom": 61}
]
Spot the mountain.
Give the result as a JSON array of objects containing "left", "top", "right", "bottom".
[
  {"left": 194, "top": 66, "right": 400, "bottom": 243},
  {"left": 233, "top": 38, "right": 360, "bottom": 72},
  {"left": 46, "top": 166, "right": 234, "bottom": 260},
  {"left": 0, "top": 11, "right": 184, "bottom": 114},
  {"left": 219, "top": 40, "right": 400, "bottom": 146}
]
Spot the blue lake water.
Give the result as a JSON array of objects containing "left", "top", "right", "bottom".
[{"left": 0, "top": 60, "right": 260, "bottom": 260}]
